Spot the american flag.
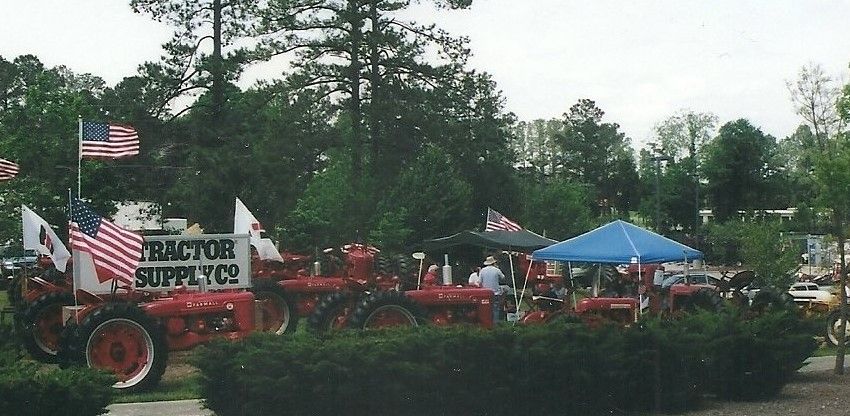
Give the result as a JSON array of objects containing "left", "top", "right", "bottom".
[
  {"left": 81, "top": 121, "right": 140, "bottom": 159},
  {"left": 485, "top": 208, "right": 523, "bottom": 232},
  {"left": 0, "top": 158, "right": 19, "bottom": 181},
  {"left": 69, "top": 198, "right": 143, "bottom": 285}
]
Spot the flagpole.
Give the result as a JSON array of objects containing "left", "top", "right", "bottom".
[
  {"left": 68, "top": 188, "right": 80, "bottom": 323},
  {"left": 77, "top": 116, "right": 82, "bottom": 198}
]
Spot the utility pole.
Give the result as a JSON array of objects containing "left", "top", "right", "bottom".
[{"left": 648, "top": 143, "right": 672, "bottom": 232}]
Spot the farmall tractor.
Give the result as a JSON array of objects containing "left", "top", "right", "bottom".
[
  {"left": 59, "top": 287, "right": 259, "bottom": 391},
  {"left": 519, "top": 261, "right": 722, "bottom": 326},
  {"left": 329, "top": 253, "right": 498, "bottom": 330},
  {"left": 249, "top": 243, "right": 406, "bottom": 334},
  {"left": 345, "top": 284, "right": 496, "bottom": 330},
  {"left": 12, "top": 257, "right": 153, "bottom": 363},
  {"left": 57, "top": 234, "right": 265, "bottom": 391}
]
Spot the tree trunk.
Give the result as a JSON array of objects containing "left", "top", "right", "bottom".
[
  {"left": 347, "top": 0, "right": 363, "bottom": 179},
  {"left": 368, "top": 0, "right": 381, "bottom": 173},
  {"left": 211, "top": 0, "right": 224, "bottom": 125},
  {"left": 836, "top": 216, "right": 847, "bottom": 375}
]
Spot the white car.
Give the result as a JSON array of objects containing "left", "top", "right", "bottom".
[{"left": 787, "top": 282, "right": 836, "bottom": 308}]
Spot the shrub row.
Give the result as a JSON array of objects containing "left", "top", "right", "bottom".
[
  {"left": 194, "top": 308, "right": 816, "bottom": 416},
  {"left": 0, "top": 323, "right": 115, "bottom": 416}
]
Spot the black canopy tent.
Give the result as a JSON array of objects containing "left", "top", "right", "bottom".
[{"left": 419, "top": 230, "right": 556, "bottom": 310}]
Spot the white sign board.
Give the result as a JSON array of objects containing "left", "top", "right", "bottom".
[
  {"left": 74, "top": 234, "right": 252, "bottom": 295},
  {"left": 134, "top": 234, "right": 251, "bottom": 292}
]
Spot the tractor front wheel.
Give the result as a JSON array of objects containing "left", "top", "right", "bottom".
[
  {"left": 250, "top": 279, "right": 298, "bottom": 335},
  {"left": 61, "top": 302, "right": 167, "bottom": 392},
  {"left": 349, "top": 291, "right": 424, "bottom": 330},
  {"left": 826, "top": 309, "right": 850, "bottom": 347},
  {"left": 20, "top": 291, "right": 75, "bottom": 362},
  {"left": 307, "top": 292, "right": 356, "bottom": 333}
]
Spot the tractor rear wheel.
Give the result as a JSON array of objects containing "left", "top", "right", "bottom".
[
  {"left": 307, "top": 292, "right": 356, "bottom": 333},
  {"left": 376, "top": 255, "right": 394, "bottom": 277},
  {"left": 682, "top": 288, "right": 724, "bottom": 313},
  {"left": 348, "top": 291, "right": 425, "bottom": 330},
  {"left": 63, "top": 302, "right": 167, "bottom": 392},
  {"left": 395, "top": 256, "right": 417, "bottom": 290},
  {"left": 826, "top": 309, "right": 850, "bottom": 347},
  {"left": 20, "top": 291, "right": 75, "bottom": 362},
  {"left": 750, "top": 287, "right": 797, "bottom": 314},
  {"left": 250, "top": 279, "right": 298, "bottom": 335}
]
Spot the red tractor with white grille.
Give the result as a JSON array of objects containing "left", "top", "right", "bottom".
[
  {"left": 59, "top": 288, "right": 259, "bottom": 391},
  {"left": 250, "top": 244, "right": 406, "bottom": 334}
]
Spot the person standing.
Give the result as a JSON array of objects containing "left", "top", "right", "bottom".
[
  {"left": 479, "top": 256, "right": 505, "bottom": 324},
  {"left": 468, "top": 267, "right": 481, "bottom": 287}
]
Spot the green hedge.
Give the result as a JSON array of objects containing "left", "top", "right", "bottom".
[
  {"left": 194, "top": 309, "right": 816, "bottom": 416},
  {"left": 0, "top": 324, "right": 115, "bottom": 416}
]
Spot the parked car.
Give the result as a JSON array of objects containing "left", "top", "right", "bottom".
[
  {"left": 787, "top": 282, "right": 837, "bottom": 311},
  {"left": 660, "top": 273, "right": 721, "bottom": 289},
  {"left": 1, "top": 248, "right": 38, "bottom": 288}
]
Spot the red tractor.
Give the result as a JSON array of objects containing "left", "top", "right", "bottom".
[
  {"left": 520, "top": 263, "right": 722, "bottom": 326},
  {"left": 249, "top": 244, "right": 406, "bottom": 334},
  {"left": 345, "top": 285, "right": 496, "bottom": 330},
  {"left": 58, "top": 288, "right": 259, "bottom": 391},
  {"left": 12, "top": 257, "right": 154, "bottom": 363}
]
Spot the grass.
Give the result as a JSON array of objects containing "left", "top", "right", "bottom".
[
  {"left": 813, "top": 344, "right": 837, "bottom": 357},
  {"left": 113, "top": 372, "right": 203, "bottom": 403}
]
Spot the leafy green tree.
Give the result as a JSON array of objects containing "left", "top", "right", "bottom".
[
  {"left": 556, "top": 99, "right": 638, "bottom": 215},
  {"left": 787, "top": 63, "right": 850, "bottom": 374},
  {"left": 812, "top": 134, "right": 850, "bottom": 373},
  {"left": 702, "top": 119, "right": 783, "bottom": 221},
  {"left": 739, "top": 221, "right": 799, "bottom": 288},
  {"left": 130, "top": 0, "right": 260, "bottom": 124},
  {"left": 652, "top": 110, "right": 717, "bottom": 231},
  {"left": 519, "top": 178, "right": 593, "bottom": 240},
  {"left": 370, "top": 144, "right": 474, "bottom": 249},
  {"left": 511, "top": 118, "right": 564, "bottom": 178},
  {"left": 0, "top": 55, "right": 122, "bottom": 241}
]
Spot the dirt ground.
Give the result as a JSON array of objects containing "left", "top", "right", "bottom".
[{"left": 684, "top": 370, "right": 850, "bottom": 416}]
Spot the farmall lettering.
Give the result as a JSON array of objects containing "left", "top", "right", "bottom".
[{"left": 134, "top": 234, "right": 251, "bottom": 292}]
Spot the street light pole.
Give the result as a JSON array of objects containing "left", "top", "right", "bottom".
[{"left": 647, "top": 143, "right": 672, "bottom": 232}]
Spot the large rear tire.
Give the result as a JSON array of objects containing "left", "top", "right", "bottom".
[
  {"left": 250, "top": 279, "right": 298, "bottom": 335},
  {"left": 61, "top": 302, "right": 167, "bottom": 392},
  {"left": 750, "top": 287, "right": 797, "bottom": 314},
  {"left": 395, "top": 256, "right": 417, "bottom": 290},
  {"left": 682, "top": 287, "right": 724, "bottom": 313},
  {"left": 826, "top": 309, "right": 850, "bottom": 347},
  {"left": 20, "top": 291, "right": 75, "bottom": 362},
  {"left": 307, "top": 292, "right": 356, "bottom": 333},
  {"left": 348, "top": 291, "right": 425, "bottom": 330}
]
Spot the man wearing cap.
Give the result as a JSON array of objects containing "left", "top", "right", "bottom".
[{"left": 479, "top": 256, "right": 505, "bottom": 324}]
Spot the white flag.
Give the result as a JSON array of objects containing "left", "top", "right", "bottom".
[
  {"left": 234, "top": 198, "right": 284, "bottom": 263},
  {"left": 21, "top": 205, "right": 71, "bottom": 272}
]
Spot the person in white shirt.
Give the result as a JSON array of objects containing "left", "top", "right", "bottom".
[
  {"left": 479, "top": 256, "right": 505, "bottom": 323},
  {"left": 468, "top": 267, "right": 481, "bottom": 287}
]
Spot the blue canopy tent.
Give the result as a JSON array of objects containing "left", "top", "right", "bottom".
[
  {"left": 526, "top": 220, "right": 703, "bottom": 315},
  {"left": 532, "top": 220, "right": 703, "bottom": 264}
]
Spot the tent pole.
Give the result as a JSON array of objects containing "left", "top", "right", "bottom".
[
  {"left": 638, "top": 259, "right": 643, "bottom": 318},
  {"left": 508, "top": 251, "right": 519, "bottom": 311},
  {"left": 518, "top": 257, "right": 533, "bottom": 319},
  {"left": 568, "top": 262, "right": 576, "bottom": 308}
]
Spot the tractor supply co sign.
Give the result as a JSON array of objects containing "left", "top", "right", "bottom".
[{"left": 134, "top": 234, "right": 251, "bottom": 291}]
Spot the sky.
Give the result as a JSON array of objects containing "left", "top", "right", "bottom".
[{"left": 1, "top": 0, "right": 849, "bottom": 149}]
